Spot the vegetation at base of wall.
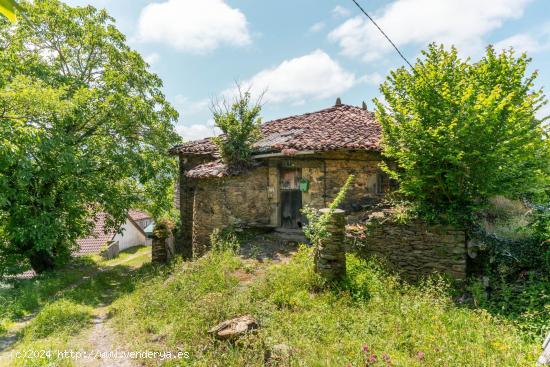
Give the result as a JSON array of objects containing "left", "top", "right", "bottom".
[
  {"left": 109, "top": 246, "right": 539, "bottom": 366},
  {"left": 211, "top": 86, "right": 263, "bottom": 167},
  {"left": 375, "top": 43, "right": 550, "bottom": 225},
  {"left": 467, "top": 273, "right": 550, "bottom": 341},
  {"left": 210, "top": 227, "right": 241, "bottom": 254},
  {"left": 465, "top": 197, "right": 550, "bottom": 341}
]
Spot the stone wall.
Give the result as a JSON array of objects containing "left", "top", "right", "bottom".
[
  {"left": 265, "top": 151, "right": 385, "bottom": 226},
  {"left": 192, "top": 166, "right": 270, "bottom": 255},
  {"left": 349, "top": 220, "right": 466, "bottom": 279},
  {"left": 178, "top": 155, "right": 211, "bottom": 258}
]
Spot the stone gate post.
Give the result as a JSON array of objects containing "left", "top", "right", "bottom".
[{"left": 315, "top": 208, "right": 346, "bottom": 281}]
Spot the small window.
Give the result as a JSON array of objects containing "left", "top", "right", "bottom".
[{"left": 376, "top": 173, "right": 386, "bottom": 195}]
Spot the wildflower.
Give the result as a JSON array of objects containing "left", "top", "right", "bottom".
[
  {"left": 417, "top": 351, "right": 425, "bottom": 360},
  {"left": 362, "top": 344, "right": 370, "bottom": 353}
]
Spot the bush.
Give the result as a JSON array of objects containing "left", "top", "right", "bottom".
[
  {"left": 376, "top": 44, "right": 550, "bottom": 224},
  {"left": 211, "top": 86, "right": 263, "bottom": 166},
  {"left": 210, "top": 227, "right": 241, "bottom": 254}
]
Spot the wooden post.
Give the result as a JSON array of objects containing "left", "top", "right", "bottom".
[{"left": 315, "top": 208, "right": 346, "bottom": 281}]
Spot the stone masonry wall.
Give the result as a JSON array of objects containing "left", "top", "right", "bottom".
[
  {"left": 349, "top": 220, "right": 467, "bottom": 279},
  {"left": 192, "top": 166, "right": 270, "bottom": 255},
  {"left": 266, "top": 151, "right": 386, "bottom": 226}
]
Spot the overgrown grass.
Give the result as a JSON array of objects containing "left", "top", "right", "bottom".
[
  {"left": 6, "top": 300, "right": 93, "bottom": 367},
  {"left": 1, "top": 246, "right": 152, "bottom": 367},
  {"left": 111, "top": 247, "right": 540, "bottom": 366},
  {"left": 0, "top": 257, "right": 100, "bottom": 335}
]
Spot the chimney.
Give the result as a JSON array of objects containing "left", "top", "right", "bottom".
[
  {"left": 362, "top": 101, "right": 368, "bottom": 110},
  {"left": 335, "top": 97, "right": 342, "bottom": 106}
]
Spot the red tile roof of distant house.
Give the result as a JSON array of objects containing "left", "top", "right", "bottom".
[
  {"left": 75, "top": 212, "right": 117, "bottom": 255},
  {"left": 128, "top": 209, "right": 152, "bottom": 222},
  {"left": 169, "top": 104, "right": 381, "bottom": 156}
]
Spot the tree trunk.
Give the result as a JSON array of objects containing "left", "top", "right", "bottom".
[{"left": 28, "top": 249, "right": 56, "bottom": 273}]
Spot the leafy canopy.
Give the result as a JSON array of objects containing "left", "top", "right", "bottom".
[
  {"left": 0, "top": 0, "right": 180, "bottom": 273},
  {"left": 211, "top": 87, "right": 262, "bottom": 166},
  {"left": 375, "top": 44, "right": 550, "bottom": 224}
]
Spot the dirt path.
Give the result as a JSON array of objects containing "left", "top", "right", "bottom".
[
  {"left": 0, "top": 250, "right": 149, "bottom": 361},
  {"left": 73, "top": 307, "right": 138, "bottom": 367}
]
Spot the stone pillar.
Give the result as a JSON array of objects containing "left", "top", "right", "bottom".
[
  {"left": 315, "top": 208, "right": 346, "bottom": 281},
  {"left": 176, "top": 156, "right": 195, "bottom": 259},
  {"left": 152, "top": 220, "right": 175, "bottom": 264}
]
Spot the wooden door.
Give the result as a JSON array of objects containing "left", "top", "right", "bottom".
[{"left": 280, "top": 168, "right": 303, "bottom": 229}]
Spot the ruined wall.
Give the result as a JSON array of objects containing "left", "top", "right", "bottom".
[
  {"left": 192, "top": 166, "right": 270, "bottom": 255},
  {"left": 349, "top": 220, "right": 466, "bottom": 279},
  {"left": 178, "top": 155, "right": 211, "bottom": 258}
]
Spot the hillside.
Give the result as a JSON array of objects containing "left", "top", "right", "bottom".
[{"left": 1, "top": 245, "right": 541, "bottom": 366}]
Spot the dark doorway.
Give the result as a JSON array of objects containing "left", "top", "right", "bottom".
[{"left": 280, "top": 168, "right": 303, "bottom": 229}]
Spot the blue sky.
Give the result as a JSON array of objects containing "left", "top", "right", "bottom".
[{"left": 65, "top": 0, "right": 550, "bottom": 141}]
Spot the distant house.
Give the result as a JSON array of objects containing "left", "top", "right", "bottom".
[
  {"left": 75, "top": 211, "right": 149, "bottom": 256},
  {"left": 128, "top": 210, "right": 154, "bottom": 230},
  {"left": 128, "top": 210, "right": 154, "bottom": 245}
]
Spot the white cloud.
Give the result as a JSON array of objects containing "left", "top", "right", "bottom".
[
  {"left": 358, "top": 72, "right": 384, "bottom": 86},
  {"left": 225, "top": 50, "right": 358, "bottom": 105},
  {"left": 137, "top": 0, "right": 251, "bottom": 53},
  {"left": 144, "top": 52, "right": 160, "bottom": 65},
  {"left": 494, "top": 24, "right": 550, "bottom": 54},
  {"left": 173, "top": 95, "right": 210, "bottom": 116},
  {"left": 175, "top": 122, "right": 220, "bottom": 141},
  {"left": 494, "top": 34, "right": 542, "bottom": 54},
  {"left": 309, "top": 21, "right": 326, "bottom": 33},
  {"left": 329, "top": 0, "right": 532, "bottom": 61},
  {"left": 332, "top": 5, "right": 351, "bottom": 18}
]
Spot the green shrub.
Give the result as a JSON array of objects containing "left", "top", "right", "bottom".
[
  {"left": 211, "top": 87, "right": 263, "bottom": 166},
  {"left": 376, "top": 44, "right": 550, "bottom": 224},
  {"left": 210, "top": 227, "right": 241, "bottom": 254}
]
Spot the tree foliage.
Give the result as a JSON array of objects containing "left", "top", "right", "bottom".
[
  {"left": 375, "top": 44, "right": 550, "bottom": 224},
  {"left": 0, "top": 0, "right": 180, "bottom": 273},
  {"left": 211, "top": 87, "right": 262, "bottom": 167}
]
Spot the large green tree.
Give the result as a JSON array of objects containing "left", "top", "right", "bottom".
[
  {"left": 375, "top": 44, "right": 550, "bottom": 224},
  {"left": 0, "top": 0, "right": 180, "bottom": 274}
]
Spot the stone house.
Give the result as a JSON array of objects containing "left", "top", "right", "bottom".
[
  {"left": 170, "top": 102, "right": 391, "bottom": 254},
  {"left": 170, "top": 101, "right": 468, "bottom": 279}
]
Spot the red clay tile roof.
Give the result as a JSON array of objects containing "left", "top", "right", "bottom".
[
  {"left": 169, "top": 104, "right": 380, "bottom": 156},
  {"left": 128, "top": 209, "right": 151, "bottom": 222},
  {"left": 75, "top": 212, "right": 116, "bottom": 255},
  {"left": 186, "top": 160, "right": 262, "bottom": 179}
]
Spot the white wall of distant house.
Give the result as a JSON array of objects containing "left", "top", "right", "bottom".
[{"left": 112, "top": 218, "right": 146, "bottom": 251}]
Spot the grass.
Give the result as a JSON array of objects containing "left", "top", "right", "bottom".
[
  {"left": 110, "top": 247, "right": 541, "bottom": 366},
  {"left": 0, "top": 257, "right": 100, "bottom": 336},
  {"left": 0, "top": 246, "right": 152, "bottom": 367}
]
